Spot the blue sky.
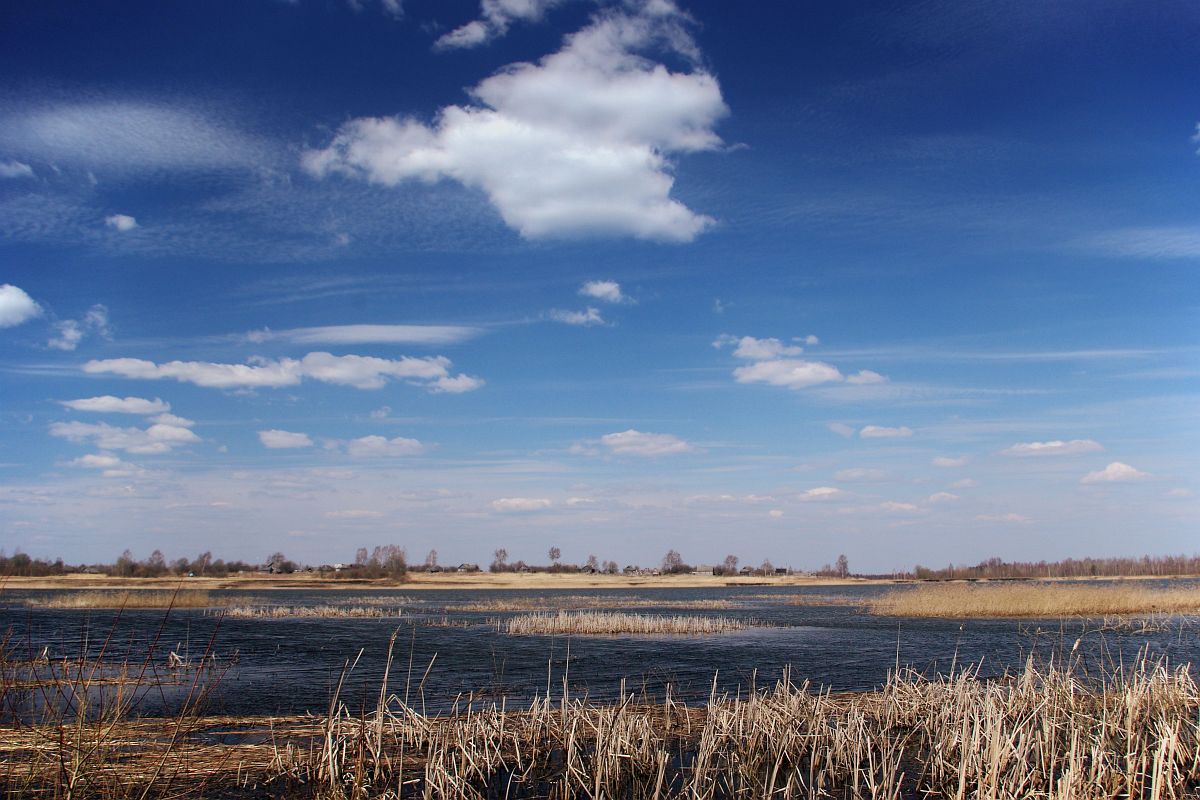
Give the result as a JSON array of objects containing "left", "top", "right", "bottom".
[{"left": 0, "top": 0, "right": 1196, "bottom": 571}]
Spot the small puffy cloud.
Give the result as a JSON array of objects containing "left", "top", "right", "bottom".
[
  {"left": 599, "top": 429, "right": 693, "bottom": 457},
  {"left": 151, "top": 413, "right": 194, "bottom": 427},
  {"left": 246, "top": 324, "right": 481, "bottom": 346},
  {"left": 800, "top": 486, "right": 842, "bottom": 501},
  {"left": 84, "top": 351, "right": 481, "bottom": 392},
  {"left": 61, "top": 395, "right": 169, "bottom": 415},
  {"left": 48, "top": 304, "right": 111, "bottom": 351},
  {"left": 436, "top": 0, "right": 566, "bottom": 49},
  {"left": 860, "top": 425, "right": 913, "bottom": 439},
  {"left": 549, "top": 307, "right": 605, "bottom": 326},
  {"left": 105, "top": 214, "right": 138, "bottom": 232},
  {"left": 827, "top": 422, "right": 856, "bottom": 438},
  {"left": 66, "top": 453, "right": 123, "bottom": 469},
  {"left": 835, "top": 468, "right": 885, "bottom": 482},
  {"left": 950, "top": 478, "right": 978, "bottom": 489},
  {"left": 579, "top": 280, "right": 628, "bottom": 303},
  {"left": 714, "top": 334, "right": 803, "bottom": 360},
  {"left": 0, "top": 284, "right": 42, "bottom": 328},
  {"left": 324, "top": 509, "right": 384, "bottom": 519},
  {"left": 928, "top": 491, "right": 959, "bottom": 504},
  {"left": 845, "top": 370, "right": 886, "bottom": 385},
  {"left": 346, "top": 435, "right": 426, "bottom": 457},
  {"left": 733, "top": 358, "right": 844, "bottom": 389},
  {"left": 258, "top": 429, "right": 315, "bottom": 449},
  {"left": 369, "top": 406, "right": 392, "bottom": 420},
  {"left": 932, "top": 456, "right": 968, "bottom": 468},
  {"left": 975, "top": 513, "right": 1030, "bottom": 523},
  {"left": 881, "top": 501, "right": 919, "bottom": 513},
  {"left": 1080, "top": 462, "right": 1151, "bottom": 485},
  {"left": 1000, "top": 439, "right": 1103, "bottom": 457},
  {"left": 803, "top": 334, "right": 819, "bottom": 346},
  {"left": 305, "top": 3, "right": 726, "bottom": 242},
  {"left": 768, "top": 509, "right": 784, "bottom": 518},
  {"left": 0, "top": 160, "right": 34, "bottom": 178},
  {"left": 492, "top": 496, "right": 552, "bottom": 512},
  {"left": 49, "top": 420, "right": 199, "bottom": 454}
]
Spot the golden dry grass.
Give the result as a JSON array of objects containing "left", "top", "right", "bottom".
[
  {"left": 503, "top": 610, "right": 750, "bottom": 636},
  {"left": 869, "top": 581, "right": 1200, "bottom": 618}
]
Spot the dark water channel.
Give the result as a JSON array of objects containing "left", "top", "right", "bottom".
[{"left": 2, "top": 582, "right": 1197, "bottom": 717}]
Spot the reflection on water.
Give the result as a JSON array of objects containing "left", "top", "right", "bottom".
[{"left": 2, "top": 582, "right": 1197, "bottom": 716}]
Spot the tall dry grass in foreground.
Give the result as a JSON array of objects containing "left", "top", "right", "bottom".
[
  {"left": 869, "top": 581, "right": 1200, "bottom": 618},
  {"left": 503, "top": 610, "right": 750, "bottom": 636},
  {"left": 4, "top": 651, "right": 1198, "bottom": 798}
]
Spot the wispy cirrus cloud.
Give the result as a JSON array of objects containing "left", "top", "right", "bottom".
[
  {"left": 245, "top": 323, "right": 483, "bottom": 346},
  {"left": 258, "top": 430, "right": 315, "bottom": 449},
  {"left": 1000, "top": 439, "right": 1102, "bottom": 457}
]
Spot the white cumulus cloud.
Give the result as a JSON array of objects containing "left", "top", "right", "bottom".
[
  {"left": 49, "top": 420, "right": 199, "bottom": 454},
  {"left": 860, "top": 425, "right": 913, "bottom": 439},
  {"left": 258, "top": 430, "right": 315, "bottom": 449},
  {"left": 1080, "top": 461, "right": 1151, "bottom": 485},
  {"left": 799, "top": 486, "right": 842, "bottom": 501},
  {"left": 579, "top": 280, "right": 628, "bottom": 303},
  {"left": 492, "top": 496, "right": 552, "bottom": 512},
  {"left": 60, "top": 395, "right": 169, "bottom": 415},
  {"left": 346, "top": 435, "right": 426, "bottom": 457},
  {"left": 599, "top": 429, "right": 693, "bottom": 456},
  {"left": 304, "top": 2, "right": 726, "bottom": 241},
  {"left": 0, "top": 284, "right": 42, "bottom": 328},
  {"left": 48, "top": 304, "right": 111, "bottom": 351},
  {"left": 718, "top": 334, "right": 886, "bottom": 391},
  {"left": 928, "top": 492, "right": 959, "bottom": 504},
  {"left": 1001, "top": 439, "right": 1103, "bottom": 457},
  {"left": 83, "top": 351, "right": 481, "bottom": 392},
  {"left": 105, "top": 214, "right": 138, "bottom": 232},
  {"left": 549, "top": 307, "right": 605, "bottom": 326}
]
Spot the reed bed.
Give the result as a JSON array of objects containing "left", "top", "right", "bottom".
[
  {"left": 503, "top": 610, "right": 750, "bottom": 636},
  {"left": 779, "top": 593, "right": 863, "bottom": 607},
  {"left": 32, "top": 589, "right": 226, "bottom": 609},
  {"left": 453, "top": 595, "right": 737, "bottom": 612},
  {"left": 5, "top": 655, "right": 1198, "bottom": 798},
  {"left": 219, "top": 604, "right": 403, "bottom": 619},
  {"left": 869, "top": 581, "right": 1200, "bottom": 618}
]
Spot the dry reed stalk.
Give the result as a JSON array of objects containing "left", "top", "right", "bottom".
[
  {"left": 503, "top": 610, "right": 750, "bottom": 636},
  {"left": 868, "top": 581, "right": 1200, "bottom": 618}
]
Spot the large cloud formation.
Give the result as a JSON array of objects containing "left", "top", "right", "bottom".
[
  {"left": 84, "top": 352, "right": 482, "bottom": 392},
  {"left": 303, "top": 1, "right": 727, "bottom": 241}
]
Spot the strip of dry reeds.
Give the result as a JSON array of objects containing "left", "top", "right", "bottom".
[
  {"left": 503, "top": 610, "right": 749, "bottom": 635},
  {"left": 869, "top": 581, "right": 1200, "bottom": 618},
  {"left": 219, "top": 604, "right": 403, "bottom": 619},
  {"left": 33, "top": 589, "right": 222, "bottom": 609},
  {"left": 455, "top": 595, "right": 737, "bottom": 612}
]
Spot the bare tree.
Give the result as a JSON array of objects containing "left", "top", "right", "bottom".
[
  {"left": 760, "top": 559, "right": 774, "bottom": 575},
  {"left": 425, "top": 549, "right": 438, "bottom": 568},
  {"left": 548, "top": 546, "right": 561, "bottom": 564},
  {"left": 661, "top": 549, "right": 685, "bottom": 573},
  {"left": 835, "top": 554, "right": 849, "bottom": 578},
  {"left": 490, "top": 547, "right": 509, "bottom": 572},
  {"left": 722, "top": 554, "right": 739, "bottom": 576},
  {"left": 586, "top": 554, "right": 599, "bottom": 571}
]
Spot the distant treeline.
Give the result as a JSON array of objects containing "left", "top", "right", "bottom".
[{"left": 898, "top": 555, "right": 1200, "bottom": 581}]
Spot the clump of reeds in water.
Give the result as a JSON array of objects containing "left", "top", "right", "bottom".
[
  {"left": 503, "top": 610, "right": 749, "bottom": 636},
  {"left": 33, "top": 589, "right": 223, "bottom": 609},
  {"left": 219, "top": 604, "right": 403, "bottom": 619},
  {"left": 869, "top": 581, "right": 1200, "bottom": 618},
  {"left": 454, "top": 595, "right": 737, "bottom": 612}
]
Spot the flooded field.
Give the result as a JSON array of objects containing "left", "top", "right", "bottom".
[{"left": 3, "top": 581, "right": 1197, "bottom": 717}]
